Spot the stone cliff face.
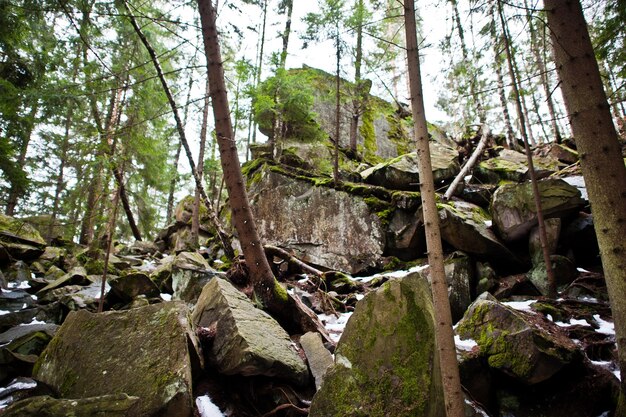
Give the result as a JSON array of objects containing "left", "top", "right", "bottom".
[{"left": 248, "top": 165, "right": 385, "bottom": 274}]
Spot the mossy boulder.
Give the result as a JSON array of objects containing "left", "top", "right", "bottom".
[
  {"left": 456, "top": 299, "right": 579, "bottom": 384},
  {"left": 192, "top": 278, "right": 308, "bottom": 384},
  {"left": 527, "top": 255, "right": 577, "bottom": 296},
  {"left": 491, "top": 178, "right": 585, "bottom": 241},
  {"left": 360, "top": 145, "right": 460, "bottom": 191},
  {"left": 309, "top": 272, "right": 444, "bottom": 417},
  {"left": 0, "top": 214, "right": 46, "bottom": 263},
  {"left": 33, "top": 302, "right": 199, "bottom": 417},
  {"left": 247, "top": 166, "right": 385, "bottom": 274},
  {"left": 474, "top": 149, "right": 559, "bottom": 184},
  {"left": 108, "top": 271, "right": 161, "bottom": 302},
  {"left": 1, "top": 394, "right": 140, "bottom": 417},
  {"left": 437, "top": 200, "right": 521, "bottom": 271}
]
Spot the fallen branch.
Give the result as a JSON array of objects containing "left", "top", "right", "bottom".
[
  {"left": 444, "top": 126, "right": 491, "bottom": 200},
  {"left": 264, "top": 245, "right": 324, "bottom": 279}
]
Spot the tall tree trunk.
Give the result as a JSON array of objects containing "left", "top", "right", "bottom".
[
  {"left": 499, "top": 0, "right": 556, "bottom": 297},
  {"left": 404, "top": 2, "right": 464, "bottom": 416},
  {"left": 497, "top": 1, "right": 534, "bottom": 148},
  {"left": 80, "top": 86, "right": 118, "bottom": 246},
  {"left": 5, "top": 104, "right": 38, "bottom": 216},
  {"left": 526, "top": 0, "right": 562, "bottom": 143},
  {"left": 251, "top": 0, "right": 268, "bottom": 147},
  {"left": 349, "top": 0, "right": 364, "bottom": 153},
  {"left": 334, "top": 22, "right": 341, "bottom": 183},
  {"left": 124, "top": 0, "right": 234, "bottom": 259},
  {"left": 192, "top": 78, "right": 211, "bottom": 247},
  {"left": 489, "top": 1, "right": 516, "bottom": 149},
  {"left": 166, "top": 75, "right": 194, "bottom": 224},
  {"left": 545, "top": 1, "right": 626, "bottom": 412},
  {"left": 197, "top": 0, "right": 331, "bottom": 339},
  {"left": 279, "top": 0, "right": 293, "bottom": 69}
]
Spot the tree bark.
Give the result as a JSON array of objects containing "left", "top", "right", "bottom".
[
  {"left": 192, "top": 78, "right": 211, "bottom": 248},
  {"left": 525, "top": 0, "right": 562, "bottom": 143},
  {"left": 349, "top": 0, "right": 365, "bottom": 153},
  {"left": 404, "top": 1, "right": 465, "bottom": 416},
  {"left": 334, "top": 21, "right": 341, "bottom": 183},
  {"left": 166, "top": 75, "right": 194, "bottom": 224},
  {"left": 444, "top": 126, "right": 490, "bottom": 200},
  {"left": 124, "top": 0, "right": 234, "bottom": 259},
  {"left": 545, "top": 0, "right": 626, "bottom": 411},
  {"left": 251, "top": 0, "right": 268, "bottom": 147}
]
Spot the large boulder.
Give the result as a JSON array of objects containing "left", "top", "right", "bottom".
[
  {"left": 491, "top": 178, "right": 585, "bottom": 241},
  {"left": 192, "top": 277, "right": 308, "bottom": 384},
  {"left": 437, "top": 200, "right": 521, "bottom": 270},
  {"left": 248, "top": 166, "right": 385, "bottom": 274},
  {"left": 360, "top": 145, "right": 460, "bottom": 190},
  {"left": 0, "top": 214, "right": 46, "bottom": 263},
  {"left": 33, "top": 302, "right": 200, "bottom": 417},
  {"left": 473, "top": 149, "right": 558, "bottom": 184},
  {"left": 309, "top": 272, "right": 444, "bottom": 417},
  {"left": 455, "top": 299, "right": 579, "bottom": 384}
]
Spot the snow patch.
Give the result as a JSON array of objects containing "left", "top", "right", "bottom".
[
  {"left": 555, "top": 318, "right": 589, "bottom": 327},
  {"left": 160, "top": 293, "right": 172, "bottom": 301},
  {"left": 319, "top": 312, "right": 353, "bottom": 343},
  {"left": 356, "top": 264, "right": 429, "bottom": 283},
  {"left": 503, "top": 300, "right": 536, "bottom": 312},
  {"left": 593, "top": 314, "right": 615, "bottom": 335},
  {"left": 455, "top": 335, "right": 478, "bottom": 352},
  {"left": 196, "top": 395, "right": 225, "bottom": 417},
  {"left": 0, "top": 310, "right": 10, "bottom": 316},
  {"left": 563, "top": 176, "right": 588, "bottom": 200}
]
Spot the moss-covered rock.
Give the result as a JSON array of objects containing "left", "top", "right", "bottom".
[
  {"left": 247, "top": 166, "right": 385, "bottom": 274},
  {"left": 360, "top": 145, "right": 460, "bottom": 191},
  {"left": 437, "top": 200, "right": 522, "bottom": 271},
  {"left": 192, "top": 278, "right": 308, "bottom": 384},
  {"left": 491, "top": 178, "right": 585, "bottom": 242},
  {"left": 109, "top": 271, "right": 161, "bottom": 302},
  {"left": 0, "top": 214, "right": 46, "bottom": 263},
  {"left": 33, "top": 302, "right": 199, "bottom": 417},
  {"left": 309, "top": 272, "right": 444, "bottom": 417},
  {"left": 474, "top": 149, "right": 559, "bottom": 184},
  {"left": 456, "top": 299, "right": 579, "bottom": 384}
]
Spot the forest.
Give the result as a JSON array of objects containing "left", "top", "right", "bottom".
[{"left": 1, "top": 0, "right": 626, "bottom": 416}]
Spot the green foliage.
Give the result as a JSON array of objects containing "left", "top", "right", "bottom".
[{"left": 251, "top": 68, "right": 325, "bottom": 142}]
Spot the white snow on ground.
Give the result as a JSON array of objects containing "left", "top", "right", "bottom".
[
  {"left": 160, "top": 293, "right": 172, "bottom": 301},
  {"left": 0, "top": 380, "right": 37, "bottom": 409},
  {"left": 502, "top": 300, "right": 536, "bottom": 312},
  {"left": 137, "top": 260, "right": 156, "bottom": 273},
  {"left": 563, "top": 176, "right": 588, "bottom": 200},
  {"left": 196, "top": 395, "right": 226, "bottom": 417},
  {"left": 591, "top": 360, "right": 621, "bottom": 381},
  {"left": 555, "top": 318, "right": 589, "bottom": 327},
  {"left": 454, "top": 335, "right": 478, "bottom": 352},
  {"left": 319, "top": 312, "right": 353, "bottom": 343},
  {"left": 594, "top": 314, "right": 615, "bottom": 335},
  {"left": 355, "top": 264, "right": 429, "bottom": 283},
  {"left": 0, "top": 310, "right": 9, "bottom": 316}
]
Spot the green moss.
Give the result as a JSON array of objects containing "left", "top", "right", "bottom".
[
  {"left": 273, "top": 279, "right": 289, "bottom": 303},
  {"left": 386, "top": 112, "right": 412, "bottom": 156},
  {"left": 360, "top": 104, "right": 380, "bottom": 163}
]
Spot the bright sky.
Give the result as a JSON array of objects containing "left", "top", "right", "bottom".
[{"left": 216, "top": 1, "right": 452, "bottom": 123}]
